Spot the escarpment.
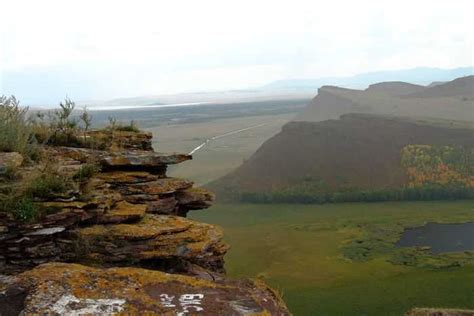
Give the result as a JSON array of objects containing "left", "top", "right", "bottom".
[{"left": 0, "top": 130, "right": 290, "bottom": 315}]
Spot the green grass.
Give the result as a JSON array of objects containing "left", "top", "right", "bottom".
[{"left": 190, "top": 201, "right": 474, "bottom": 316}]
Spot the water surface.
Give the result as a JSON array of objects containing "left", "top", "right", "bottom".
[{"left": 396, "top": 222, "right": 474, "bottom": 254}]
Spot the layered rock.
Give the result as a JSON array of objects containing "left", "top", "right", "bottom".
[
  {"left": 1, "top": 144, "right": 216, "bottom": 274},
  {"left": 0, "top": 263, "right": 290, "bottom": 315},
  {"left": 0, "top": 131, "right": 291, "bottom": 314},
  {"left": 67, "top": 214, "right": 228, "bottom": 273}
]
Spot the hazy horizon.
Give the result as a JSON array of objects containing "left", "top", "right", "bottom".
[{"left": 1, "top": 0, "right": 473, "bottom": 104}]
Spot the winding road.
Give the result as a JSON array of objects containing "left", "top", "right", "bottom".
[{"left": 188, "top": 123, "right": 269, "bottom": 155}]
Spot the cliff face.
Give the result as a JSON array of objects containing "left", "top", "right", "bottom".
[
  {"left": 0, "top": 131, "right": 290, "bottom": 315},
  {"left": 294, "top": 77, "right": 474, "bottom": 123}
]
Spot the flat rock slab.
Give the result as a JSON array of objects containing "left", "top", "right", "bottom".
[
  {"left": 52, "top": 147, "right": 191, "bottom": 170},
  {"left": 0, "top": 263, "right": 290, "bottom": 315},
  {"left": 176, "top": 187, "right": 215, "bottom": 210},
  {"left": 74, "top": 215, "right": 228, "bottom": 272},
  {"left": 97, "top": 201, "right": 147, "bottom": 224}
]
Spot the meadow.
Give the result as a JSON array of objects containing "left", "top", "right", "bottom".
[
  {"left": 84, "top": 98, "right": 307, "bottom": 185},
  {"left": 191, "top": 201, "right": 474, "bottom": 315}
]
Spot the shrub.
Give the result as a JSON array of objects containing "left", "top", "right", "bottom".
[
  {"left": 26, "top": 173, "right": 68, "bottom": 199},
  {"left": 12, "top": 197, "right": 38, "bottom": 221},
  {"left": 0, "top": 95, "right": 38, "bottom": 160},
  {"left": 47, "top": 98, "right": 81, "bottom": 146},
  {"left": 73, "top": 164, "right": 99, "bottom": 182},
  {"left": 0, "top": 189, "right": 39, "bottom": 222},
  {"left": 106, "top": 117, "right": 141, "bottom": 133}
]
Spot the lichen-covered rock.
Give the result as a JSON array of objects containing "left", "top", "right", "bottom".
[
  {"left": 176, "top": 187, "right": 215, "bottom": 210},
  {"left": 52, "top": 147, "right": 191, "bottom": 174},
  {"left": 72, "top": 214, "right": 228, "bottom": 273},
  {"left": 97, "top": 201, "right": 147, "bottom": 224},
  {"left": 0, "top": 263, "right": 290, "bottom": 315},
  {"left": 0, "top": 132, "right": 291, "bottom": 314}
]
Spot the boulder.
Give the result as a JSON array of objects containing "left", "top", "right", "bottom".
[
  {"left": 71, "top": 214, "right": 228, "bottom": 273},
  {"left": 0, "top": 262, "right": 291, "bottom": 315},
  {"left": 176, "top": 187, "right": 215, "bottom": 210}
]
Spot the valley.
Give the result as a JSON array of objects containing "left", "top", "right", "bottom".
[
  {"left": 85, "top": 98, "right": 307, "bottom": 185},
  {"left": 191, "top": 201, "right": 474, "bottom": 316},
  {"left": 81, "top": 76, "right": 473, "bottom": 315}
]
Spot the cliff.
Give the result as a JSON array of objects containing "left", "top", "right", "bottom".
[
  {"left": 0, "top": 130, "right": 290, "bottom": 315},
  {"left": 294, "top": 77, "right": 474, "bottom": 122}
]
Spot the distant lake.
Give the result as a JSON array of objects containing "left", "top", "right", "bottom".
[{"left": 396, "top": 222, "right": 474, "bottom": 254}]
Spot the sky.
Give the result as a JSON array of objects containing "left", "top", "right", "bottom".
[{"left": 0, "top": 0, "right": 473, "bottom": 104}]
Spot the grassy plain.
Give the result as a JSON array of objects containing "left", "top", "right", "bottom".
[
  {"left": 191, "top": 201, "right": 474, "bottom": 316},
  {"left": 86, "top": 98, "right": 307, "bottom": 185},
  {"left": 147, "top": 113, "right": 294, "bottom": 185}
]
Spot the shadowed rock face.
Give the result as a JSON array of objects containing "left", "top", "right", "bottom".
[{"left": 0, "top": 263, "right": 290, "bottom": 315}]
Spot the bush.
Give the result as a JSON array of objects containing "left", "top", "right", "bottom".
[
  {"left": 73, "top": 164, "right": 99, "bottom": 182},
  {"left": 0, "top": 95, "right": 38, "bottom": 160},
  {"left": 0, "top": 189, "right": 38, "bottom": 222},
  {"left": 106, "top": 117, "right": 141, "bottom": 133},
  {"left": 25, "top": 173, "right": 68, "bottom": 199},
  {"left": 12, "top": 197, "right": 38, "bottom": 221}
]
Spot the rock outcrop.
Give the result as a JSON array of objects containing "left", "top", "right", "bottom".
[
  {"left": 0, "top": 130, "right": 291, "bottom": 314},
  {"left": 0, "top": 263, "right": 290, "bottom": 315},
  {"left": 0, "top": 144, "right": 217, "bottom": 274}
]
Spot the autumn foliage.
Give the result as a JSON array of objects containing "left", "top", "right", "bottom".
[{"left": 401, "top": 145, "right": 473, "bottom": 189}]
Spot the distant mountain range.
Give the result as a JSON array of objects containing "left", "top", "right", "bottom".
[
  {"left": 294, "top": 75, "right": 474, "bottom": 122},
  {"left": 262, "top": 66, "right": 473, "bottom": 91},
  {"left": 2, "top": 65, "right": 472, "bottom": 106}
]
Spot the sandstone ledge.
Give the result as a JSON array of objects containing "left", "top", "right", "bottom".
[
  {"left": 0, "top": 262, "right": 290, "bottom": 315},
  {"left": 53, "top": 147, "right": 191, "bottom": 172},
  {"left": 72, "top": 214, "right": 229, "bottom": 273}
]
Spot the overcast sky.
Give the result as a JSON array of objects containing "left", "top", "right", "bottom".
[{"left": 1, "top": 0, "right": 473, "bottom": 103}]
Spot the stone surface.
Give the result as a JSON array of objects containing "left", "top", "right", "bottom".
[
  {"left": 73, "top": 214, "right": 228, "bottom": 273},
  {"left": 52, "top": 147, "right": 191, "bottom": 173},
  {"left": 97, "top": 201, "right": 147, "bottom": 224},
  {"left": 176, "top": 187, "right": 215, "bottom": 210},
  {"left": 0, "top": 131, "right": 291, "bottom": 313},
  {"left": 0, "top": 263, "right": 290, "bottom": 315}
]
